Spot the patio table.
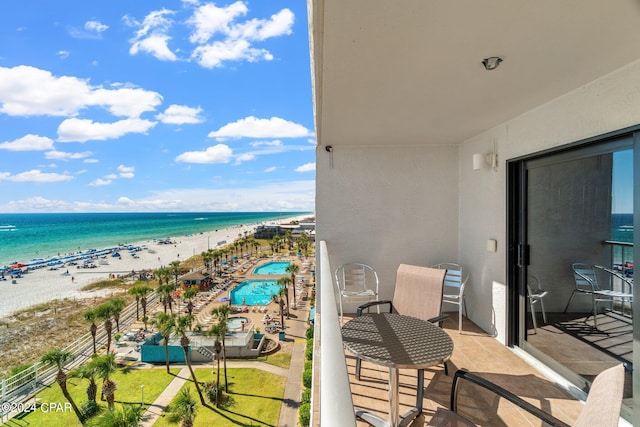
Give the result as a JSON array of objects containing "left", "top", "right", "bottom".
[{"left": 341, "top": 313, "right": 453, "bottom": 427}]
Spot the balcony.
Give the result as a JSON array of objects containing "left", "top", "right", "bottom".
[{"left": 313, "top": 241, "right": 629, "bottom": 427}]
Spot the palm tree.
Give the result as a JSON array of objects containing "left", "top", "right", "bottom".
[
  {"left": 94, "top": 353, "right": 117, "bottom": 410},
  {"left": 128, "top": 286, "right": 142, "bottom": 320},
  {"left": 109, "top": 297, "right": 127, "bottom": 333},
  {"left": 278, "top": 276, "right": 292, "bottom": 317},
  {"left": 169, "top": 260, "right": 183, "bottom": 286},
  {"left": 157, "top": 284, "right": 174, "bottom": 314},
  {"left": 172, "top": 387, "right": 199, "bottom": 427},
  {"left": 201, "top": 250, "right": 213, "bottom": 272},
  {"left": 272, "top": 285, "right": 286, "bottom": 328},
  {"left": 286, "top": 263, "right": 300, "bottom": 309},
  {"left": 153, "top": 312, "right": 176, "bottom": 374},
  {"left": 88, "top": 404, "right": 142, "bottom": 427},
  {"left": 41, "top": 348, "right": 84, "bottom": 424},
  {"left": 70, "top": 359, "right": 99, "bottom": 403},
  {"left": 175, "top": 315, "right": 206, "bottom": 405},
  {"left": 210, "top": 305, "right": 230, "bottom": 392},
  {"left": 137, "top": 285, "right": 153, "bottom": 329},
  {"left": 208, "top": 323, "right": 225, "bottom": 407},
  {"left": 84, "top": 309, "right": 98, "bottom": 355},
  {"left": 155, "top": 266, "right": 171, "bottom": 286},
  {"left": 95, "top": 302, "right": 115, "bottom": 354},
  {"left": 183, "top": 287, "right": 199, "bottom": 318}
]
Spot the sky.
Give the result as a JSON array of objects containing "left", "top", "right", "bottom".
[{"left": 0, "top": 0, "right": 315, "bottom": 213}]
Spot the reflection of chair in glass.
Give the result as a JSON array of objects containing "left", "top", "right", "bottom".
[
  {"left": 432, "top": 263, "right": 468, "bottom": 333},
  {"left": 428, "top": 363, "right": 624, "bottom": 427},
  {"left": 356, "top": 264, "right": 447, "bottom": 410},
  {"left": 565, "top": 263, "right": 633, "bottom": 328},
  {"left": 334, "top": 263, "right": 379, "bottom": 322},
  {"left": 527, "top": 275, "right": 548, "bottom": 333}
]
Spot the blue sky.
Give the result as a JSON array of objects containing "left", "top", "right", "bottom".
[{"left": 0, "top": 0, "right": 315, "bottom": 213}]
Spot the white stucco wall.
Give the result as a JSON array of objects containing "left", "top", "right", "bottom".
[
  {"left": 316, "top": 144, "right": 459, "bottom": 315},
  {"left": 459, "top": 58, "right": 640, "bottom": 343}
]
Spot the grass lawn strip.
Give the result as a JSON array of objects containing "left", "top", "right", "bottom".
[
  {"left": 153, "top": 367, "right": 286, "bottom": 427},
  {"left": 13, "top": 367, "right": 179, "bottom": 427}
]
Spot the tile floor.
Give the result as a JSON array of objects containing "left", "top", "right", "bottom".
[{"left": 343, "top": 314, "right": 587, "bottom": 426}]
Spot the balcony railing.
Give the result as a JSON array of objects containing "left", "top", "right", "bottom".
[{"left": 313, "top": 240, "right": 356, "bottom": 427}]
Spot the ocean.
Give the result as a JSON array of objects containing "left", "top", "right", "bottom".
[
  {"left": 0, "top": 212, "right": 309, "bottom": 267},
  {"left": 611, "top": 213, "right": 634, "bottom": 265}
]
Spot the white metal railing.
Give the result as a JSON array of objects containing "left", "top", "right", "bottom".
[{"left": 315, "top": 241, "right": 356, "bottom": 426}]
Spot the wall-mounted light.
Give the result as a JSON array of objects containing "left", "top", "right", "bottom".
[
  {"left": 473, "top": 141, "right": 498, "bottom": 171},
  {"left": 481, "top": 56, "right": 503, "bottom": 71}
]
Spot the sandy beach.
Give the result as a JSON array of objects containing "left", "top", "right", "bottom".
[{"left": 0, "top": 215, "right": 310, "bottom": 319}]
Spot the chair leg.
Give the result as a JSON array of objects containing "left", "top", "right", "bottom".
[
  {"left": 529, "top": 299, "right": 538, "bottom": 333},
  {"left": 539, "top": 298, "right": 547, "bottom": 324},
  {"left": 563, "top": 290, "right": 577, "bottom": 313},
  {"left": 339, "top": 297, "right": 344, "bottom": 323},
  {"left": 458, "top": 304, "right": 463, "bottom": 333},
  {"left": 416, "top": 369, "right": 424, "bottom": 412}
]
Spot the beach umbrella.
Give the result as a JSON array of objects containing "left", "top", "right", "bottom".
[{"left": 9, "top": 263, "right": 26, "bottom": 269}]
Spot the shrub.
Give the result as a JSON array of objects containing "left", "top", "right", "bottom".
[
  {"left": 302, "top": 368, "right": 312, "bottom": 388},
  {"left": 299, "top": 402, "right": 311, "bottom": 427},
  {"left": 304, "top": 360, "right": 313, "bottom": 371},
  {"left": 305, "top": 338, "right": 314, "bottom": 361},
  {"left": 81, "top": 400, "right": 100, "bottom": 418},
  {"left": 305, "top": 326, "right": 314, "bottom": 340},
  {"left": 301, "top": 388, "right": 311, "bottom": 404},
  {"left": 203, "top": 381, "right": 223, "bottom": 404}
]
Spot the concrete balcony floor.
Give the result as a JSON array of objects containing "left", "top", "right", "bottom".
[{"left": 342, "top": 313, "right": 586, "bottom": 426}]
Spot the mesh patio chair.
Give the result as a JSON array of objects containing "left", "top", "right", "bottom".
[
  {"left": 356, "top": 264, "right": 447, "bottom": 411},
  {"left": 334, "top": 262, "right": 379, "bottom": 322},
  {"left": 432, "top": 263, "right": 468, "bottom": 333},
  {"left": 527, "top": 274, "right": 548, "bottom": 333},
  {"left": 565, "top": 263, "right": 633, "bottom": 328},
  {"left": 427, "top": 363, "right": 625, "bottom": 427}
]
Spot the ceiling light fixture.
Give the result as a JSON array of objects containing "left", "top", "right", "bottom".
[{"left": 481, "top": 56, "right": 503, "bottom": 71}]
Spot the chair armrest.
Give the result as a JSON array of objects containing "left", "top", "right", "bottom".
[
  {"left": 450, "top": 370, "right": 571, "bottom": 427},
  {"left": 356, "top": 300, "right": 392, "bottom": 316},
  {"left": 427, "top": 314, "right": 449, "bottom": 326}
]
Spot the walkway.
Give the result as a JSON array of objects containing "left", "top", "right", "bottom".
[{"left": 140, "top": 366, "right": 191, "bottom": 427}]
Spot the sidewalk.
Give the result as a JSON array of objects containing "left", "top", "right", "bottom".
[{"left": 140, "top": 366, "right": 191, "bottom": 427}]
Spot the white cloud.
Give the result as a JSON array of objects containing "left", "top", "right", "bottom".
[
  {"left": 57, "top": 118, "right": 157, "bottom": 142},
  {"left": 0, "top": 169, "right": 74, "bottom": 182},
  {"left": 295, "top": 162, "right": 315, "bottom": 172},
  {"left": 208, "top": 116, "right": 312, "bottom": 140},
  {"left": 0, "top": 65, "right": 162, "bottom": 118},
  {"left": 45, "top": 150, "right": 93, "bottom": 161},
  {"left": 85, "top": 20, "right": 109, "bottom": 34},
  {"left": 57, "top": 50, "right": 70, "bottom": 59},
  {"left": 175, "top": 144, "right": 233, "bottom": 164},
  {"left": 264, "top": 166, "right": 277, "bottom": 172},
  {"left": 0, "top": 134, "right": 54, "bottom": 151},
  {"left": 156, "top": 104, "right": 204, "bottom": 124},
  {"left": 126, "top": 9, "right": 177, "bottom": 61},
  {"left": 191, "top": 38, "right": 271, "bottom": 68},
  {"left": 84, "top": 158, "right": 99, "bottom": 163},
  {"left": 250, "top": 140, "right": 282, "bottom": 147},
  {"left": 234, "top": 153, "right": 256, "bottom": 164},
  {"left": 89, "top": 178, "right": 112, "bottom": 186},
  {"left": 117, "top": 165, "right": 135, "bottom": 178}
]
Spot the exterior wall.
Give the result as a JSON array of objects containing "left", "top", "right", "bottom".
[
  {"left": 459, "top": 58, "right": 640, "bottom": 343},
  {"left": 316, "top": 144, "right": 459, "bottom": 315}
]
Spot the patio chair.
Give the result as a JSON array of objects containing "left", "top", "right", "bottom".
[
  {"left": 527, "top": 274, "right": 548, "bottom": 333},
  {"left": 356, "top": 264, "right": 447, "bottom": 409},
  {"left": 565, "top": 263, "right": 633, "bottom": 328},
  {"left": 432, "top": 263, "right": 468, "bottom": 333},
  {"left": 428, "top": 363, "right": 624, "bottom": 427},
  {"left": 334, "top": 262, "right": 379, "bottom": 322}
]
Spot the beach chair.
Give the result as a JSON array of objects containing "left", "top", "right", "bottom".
[{"left": 432, "top": 263, "right": 469, "bottom": 333}]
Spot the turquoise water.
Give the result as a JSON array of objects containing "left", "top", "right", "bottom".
[
  {"left": 230, "top": 280, "right": 281, "bottom": 305},
  {"left": 0, "top": 212, "right": 308, "bottom": 267},
  {"left": 253, "top": 261, "right": 291, "bottom": 275}
]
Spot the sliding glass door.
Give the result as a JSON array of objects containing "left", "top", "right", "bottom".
[{"left": 508, "top": 130, "right": 635, "bottom": 420}]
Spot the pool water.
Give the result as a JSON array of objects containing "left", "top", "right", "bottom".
[
  {"left": 230, "top": 280, "right": 282, "bottom": 305},
  {"left": 253, "top": 261, "right": 291, "bottom": 275},
  {"left": 227, "top": 316, "right": 251, "bottom": 330}
]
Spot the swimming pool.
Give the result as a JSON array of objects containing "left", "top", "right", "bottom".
[
  {"left": 253, "top": 261, "right": 291, "bottom": 275},
  {"left": 227, "top": 316, "right": 251, "bottom": 330},
  {"left": 230, "top": 280, "right": 282, "bottom": 305}
]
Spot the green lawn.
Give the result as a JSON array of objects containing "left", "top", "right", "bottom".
[
  {"left": 153, "top": 367, "right": 286, "bottom": 427},
  {"left": 12, "top": 367, "right": 179, "bottom": 427},
  {"left": 253, "top": 351, "right": 291, "bottom": 369}
]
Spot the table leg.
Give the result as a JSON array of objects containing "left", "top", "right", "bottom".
[{"left": 389, "top": 367, "right": 400, "bottom": 427}]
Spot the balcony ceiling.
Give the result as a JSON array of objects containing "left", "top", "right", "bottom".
[{"left": 309, "top": 0, "right": 640, "bottom": 146}]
